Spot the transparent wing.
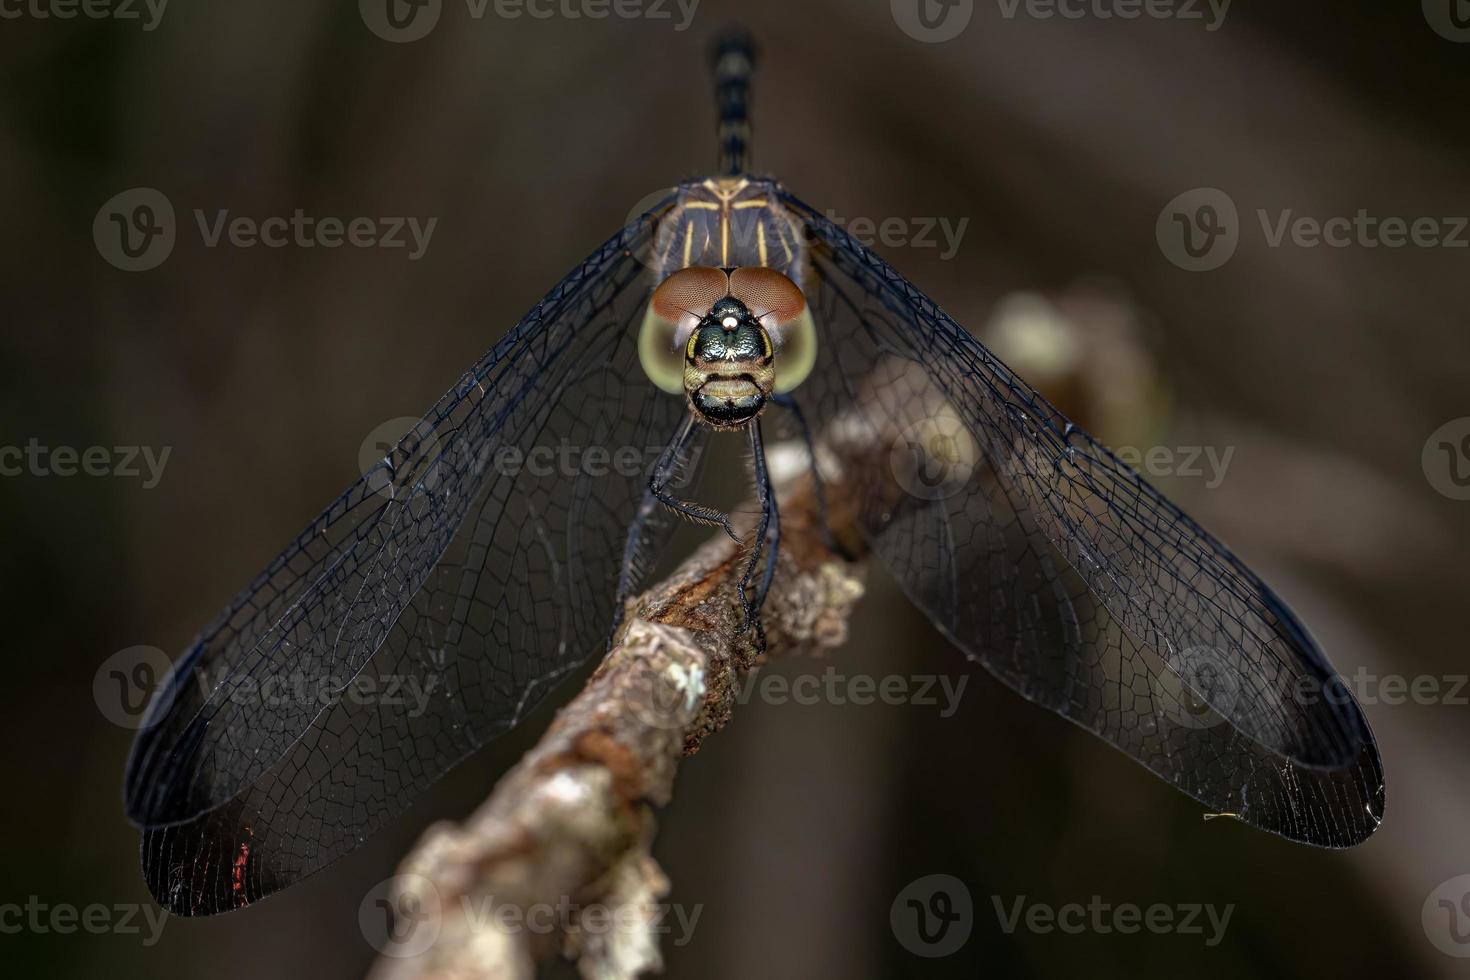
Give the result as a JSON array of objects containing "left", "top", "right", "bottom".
[
  {"left": 778, "top": 188, "right": 1384, "bottom": 847},
  {"left": 124, "top": 200, "right": 705, "bottom": 914}
]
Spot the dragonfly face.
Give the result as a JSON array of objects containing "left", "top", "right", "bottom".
[
  {"left": 684, "top": 296, "right": 774, "bottom": 428},
  {"left": 639, "top": 263, "right": 814, "bottom": 429}
]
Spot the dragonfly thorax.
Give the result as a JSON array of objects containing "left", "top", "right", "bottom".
[{"left": 684, "top": 296, "right": 775, "bottom": 428}]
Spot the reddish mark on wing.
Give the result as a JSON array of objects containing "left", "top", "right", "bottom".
[{"left": 231, "top": 827, "right": 253, "bottom": 907}]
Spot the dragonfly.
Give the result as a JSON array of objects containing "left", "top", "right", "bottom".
[{"left": 124, "top": 32, "right": 1384, "bottom": 916}]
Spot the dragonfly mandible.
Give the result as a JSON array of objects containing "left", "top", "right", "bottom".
[{"left": 124, "top": 31, "right": 1384, "bottom": 917}]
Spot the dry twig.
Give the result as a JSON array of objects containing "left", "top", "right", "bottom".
[{"left": 366, "top": 422, "right": 890, "bottom": 979}]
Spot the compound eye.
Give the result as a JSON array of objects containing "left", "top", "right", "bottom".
[
  {"left": 772, "top": 307, "right": 817, "bottom": 393},
  {"left": 727, "top": 266, "right": 815, "bottom": 392},
  {"left": 728, "top": 267, "right": 806, "bottom": 331},
  {"left": 651, "top": 267, "right": 730, "bottom": 327},
  {"left": 639, "top": 267, "right": 731, "bottom": 393}
]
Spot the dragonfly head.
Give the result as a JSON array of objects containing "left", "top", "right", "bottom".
[
  {"left": 638, "top": 266, "right": 815, "bottom": 428},
  {"left": 684, "top": 296, "right": 775, "bottom": 428}
]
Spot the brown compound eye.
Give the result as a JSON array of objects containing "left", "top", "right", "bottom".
[
  {"left": 727, "top": 266, "right": 816, "bottom": 393},
  {"left": 639, "top": 267, "right": 732, "bottom": 394},
  {"left": 728, "top": 267, "right": 806, "bottom": 328},
  {"left": 650, "top": 267, "right": 731, "bottom": 327}
]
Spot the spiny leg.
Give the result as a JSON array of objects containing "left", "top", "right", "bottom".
[
  {"left": 771, "top": 391, "right": 847, "bottom": 559},
  {"left": 756, "top": 443, "right": 781, "bottom": 611},
  {"left": 609, "top": 414, "right": 720, "bottom": 645},
  {"left": 736, "top": 419, "right": 779, "bottom": 645},
  {"left": 650, "top": 415, "right": 740, "bottom": 542}
]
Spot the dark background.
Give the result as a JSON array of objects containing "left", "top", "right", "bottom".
[{"left": 2, "top": 1, "right": 1468, "bottom": 977}]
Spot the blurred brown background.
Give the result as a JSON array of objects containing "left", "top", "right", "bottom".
[{"left": 2, "top": 1, "right": 1468, "bottom": 977}]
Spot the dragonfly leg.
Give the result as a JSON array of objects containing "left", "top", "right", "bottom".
[
  {"left": 609, "top": 414, "right": 725, "bottom": 646},
  {"left": 610, "top": 480, "right": 661, "bottom": 646},
  {"left": 736, "top": 419, "right": 778, "bottom": 647},
  {"left": 650, "top": 415, "right": 741, "bottom": 543},
  {"left": 757, "top": 450, "right": 781, "bottom": 611},
  {"left": 770, "top": 392, "right": 848, "bottom": 559}
]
